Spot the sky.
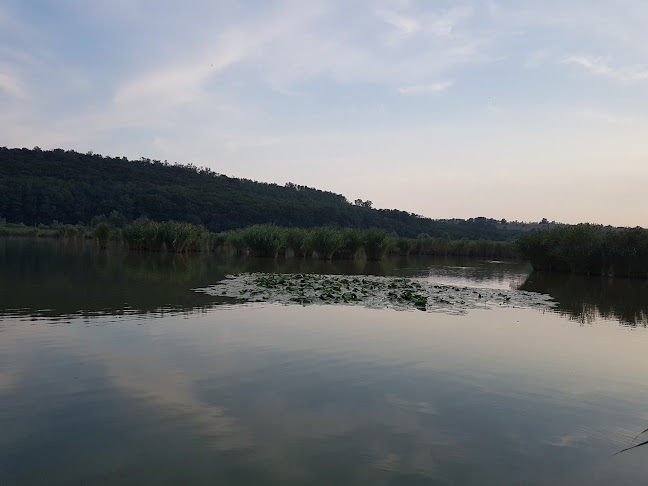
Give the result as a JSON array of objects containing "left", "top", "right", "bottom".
[{"left": 1, "top": 0, "right": 647, "bottom": 227}]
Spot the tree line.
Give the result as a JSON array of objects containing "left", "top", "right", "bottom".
[{"left": 0, "top": 147, "right": 521, "bottom": 240}]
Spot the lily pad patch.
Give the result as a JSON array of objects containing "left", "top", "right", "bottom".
[{"left": 195, "top": 273, "right": 555, "bottom": 314}]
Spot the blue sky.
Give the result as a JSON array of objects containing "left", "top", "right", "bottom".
[{"left": 1, "top": 1, "right": 647, "bottom": 226}]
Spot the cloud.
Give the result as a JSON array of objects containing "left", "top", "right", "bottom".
[
  {"left": 4, "top": 1, "right": 648, "bottom": 226},
  {"left": 0, "top": 71, "right": 25, "bottom": 99},
  {"left": 524, "top": 49, "right": 548, "bottom": 69},
  {"left": 375, "top": 9, "right": 420, "bottom": 35},
  {"left": 398, "top": 81, "right": 451, "bottom": 95},
  {"left": 113, "top": 29, "right": 251, "bottom": 109},
  {"left": 111, "top": 2, "right": 331, "bottom": 106},
  {"left": 422, "top": 7, "right": 474, "bottom": 37},
  {"left": 564, "top": 55, "right": 648, "bottom": 83},
  {"left": 376, "top": 5, "right": 474, "bottom": 46}
]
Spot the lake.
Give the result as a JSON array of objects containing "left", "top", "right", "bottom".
[{"left": 1, "top": 238, "right": 647, "bottom": 485}]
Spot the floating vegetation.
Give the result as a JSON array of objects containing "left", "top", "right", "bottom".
[{"left": 195, "top": 273, "right": 555, "bottom": 314}]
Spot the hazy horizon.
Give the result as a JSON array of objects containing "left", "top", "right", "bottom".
[{"left": 1, "top": 1, "right": 646, "bottom": 227}]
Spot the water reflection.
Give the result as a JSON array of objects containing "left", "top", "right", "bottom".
[
  {"left": 2, "top": 238, "right": 648, "bottom": 328},
  {"left": 3, "top": 239, "right": 648, "bottom": 484},
  {"left": 0, "top": 238, "right": 230, "bottom": 318},
  {"left": 416, "top": 258, "right": 532, "bottom": 289},
  {"left": 2, "top": 305, "right": 647, "bottom": 485},
  {"left": 0, "top": 239, "right": 530, "bottom": 319},
  {"left": 519, "top": 272, "right": 648, "bottom": 327}
]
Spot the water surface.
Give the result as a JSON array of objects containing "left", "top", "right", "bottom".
[{"left": 1, "top": 238, "right": 647, "bottom": 485}]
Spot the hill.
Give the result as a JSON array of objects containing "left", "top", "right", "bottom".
[{"left": 0, "top": 147, "right": 522, "bottom": 240}]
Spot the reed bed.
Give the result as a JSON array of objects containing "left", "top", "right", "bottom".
[
  {"left": 94, "top": 222, "right": 111, "bottom": 249},
  {"left": 307, "top": 226, "right": 343, "bottom": 260},
  {"left": 284, "top": 228, "right": 309, "bottom": 257},
  {"left": 1, "top": 218, "right": 522, "bottom": 261},
  {"left": 0, "top": 220, "right": 90, "bottom": 239},
  {"left": 7, "top": 218, "right": 648, "bottom": 278},
  {"left": 239, "top": 224, "right": 284, "bottom": 257},
  {"left": 362, "top": 228, "right": 395, "bottom": 261},
  {"left": 122, "top": 218, "right": 208, "bottom": 252},
  {"left": 335, "top": 228, "right": 364, "bottom": 259},
  {"left": 516, "top": 224, "right": 648, "bottom": 278},
  {"left": 408, "top": 236, "right": 518, "bottom": 260}
]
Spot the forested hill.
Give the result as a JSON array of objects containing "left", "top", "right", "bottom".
[{"left": 0, "top": 147, "right": 521, "bottom": 240}]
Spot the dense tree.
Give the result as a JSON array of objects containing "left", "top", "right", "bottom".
[{"left": 0, "top": 147, "right": 522, "bottom": 240}]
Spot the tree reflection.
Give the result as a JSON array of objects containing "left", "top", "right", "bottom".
[{"left": 519, "top": 272, "right": 648, "bottom": 327}]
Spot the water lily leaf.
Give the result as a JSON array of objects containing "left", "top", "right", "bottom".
[{"left": 195, "top": 272, "right": 555, "bottom": 314}]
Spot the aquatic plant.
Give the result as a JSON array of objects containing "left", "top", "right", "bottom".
[
  {"left": 207, "top": 232, "right": 227, "bottom": 251},
  {"left": 196, "top": 272, "right": 555, "bottom": 314},
  {"left": 516, "top": 224, "right": 648, "bottom": 278},
  {"left": 122, "top": 218, "right": 163, "bottom": 251},
  {"left": 0, "top": 220, "right": 64, "bottom": 238},
  {"left": 94, "top": 222, "right": 111, "bottom": 249},
  {"left": 409, "top": 236, "right": 518, "bottom": 259},
  {"left": 225, "top": 229, "right": 247, "bottom": 254},
  {"left": 240, "top": 224, "right": 284, "bottom": 257},
  {"left": 284, "top": 228, "right": 309, "bottom": 257},
  {"left": 520, "top": 270, "right": 648, "bottom": 326},
  {"left": 394, "top": 237, "right": 413, "bottom": 256},
  {"left": 604, "top": 227, "right": 648, "bottom": 278},
  {"left": 122, "top": 219, "right": 208, "bottom": 252},
  {"left": 57, "top": 224, "right": 87, "bottom": 240},
  {"left": 361, "top": 228, "right": 394, "bottom": 261},
  {"left": 307, "top": 227, "right": 343, "bottom": 260},
  {"left": 335, "top": 228, "right": 364, "bottom": 259},
  {"left": 162, "top": 221, "right": 208, "bottom": 252}
]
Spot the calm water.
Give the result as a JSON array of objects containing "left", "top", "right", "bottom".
[{"left": 1, "top": 238, "right": 648, "bottom": 485}]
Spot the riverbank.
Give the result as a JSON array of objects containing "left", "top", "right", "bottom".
[
  {"left": 5, "top": 220, "right": 648, "bottom": 278},
  {"left": 0, "top": 219, "right": 519, "bottom": 260}
]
